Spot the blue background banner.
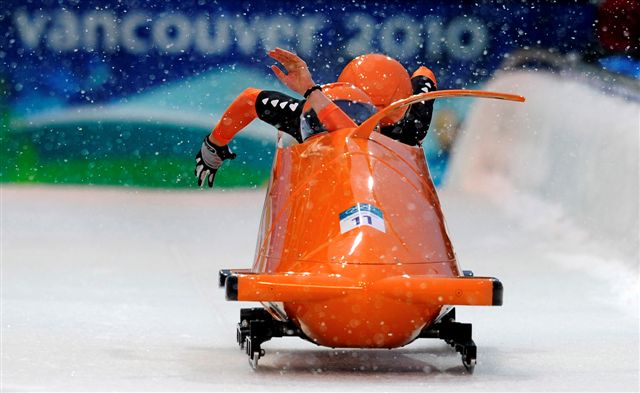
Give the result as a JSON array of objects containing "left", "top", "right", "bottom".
[{"left": 0, "top": 0, "right": 598, "bottom": 187}]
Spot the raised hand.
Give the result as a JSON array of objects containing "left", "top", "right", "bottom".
[{"left": 267, "top": 47, "right": 316, "bottom": 96}]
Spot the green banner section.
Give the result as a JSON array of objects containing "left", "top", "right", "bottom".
[
  {"left": 1, "top": 121, "right": 274, "bottom": 188},
  {"left": 0, "top": 67, "right": 281, "bottom": 188}
]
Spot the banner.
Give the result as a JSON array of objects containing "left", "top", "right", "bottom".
[{"left": 0, "top": 1, "right": 597, "bottom": 187}]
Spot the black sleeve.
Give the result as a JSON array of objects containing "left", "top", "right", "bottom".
[
  {"left": 380, "top": 75, "right": 437, "bottom": 146},
  {"left": 255, "top": 90, "right": 305, "bottom": 143}
]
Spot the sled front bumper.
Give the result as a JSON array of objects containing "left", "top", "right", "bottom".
[{"left": 219, "top": 269, "right": 503, "bottom": 306}]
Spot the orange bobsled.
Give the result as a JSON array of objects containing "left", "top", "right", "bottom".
[{"left": 219, "top": 89, "right": 525, "bottom": 371}]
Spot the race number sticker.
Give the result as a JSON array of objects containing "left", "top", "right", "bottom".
[{"left": 339, "top": 203, "right": 386, "bottom": 234}]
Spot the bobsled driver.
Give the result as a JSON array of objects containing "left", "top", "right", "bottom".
[{"left": 195, "top": 47, "right": 438, "bottom": 187}]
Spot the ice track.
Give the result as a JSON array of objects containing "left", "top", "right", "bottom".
[{"left": 2, "top": 186, "right": 637, "bottom": 391}]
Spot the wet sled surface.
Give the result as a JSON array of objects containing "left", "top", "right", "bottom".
[{"left": 2, "top": 186, "right": 638, "bottom": 391}]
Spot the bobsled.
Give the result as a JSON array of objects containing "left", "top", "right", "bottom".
[{"left": 219, "top": 89, "right": 524, "bottom": 372}]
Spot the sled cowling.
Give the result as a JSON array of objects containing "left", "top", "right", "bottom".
[{"left": 219, "top": 88, "right": 522, "bottom": 369}]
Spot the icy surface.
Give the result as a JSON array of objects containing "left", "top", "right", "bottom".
[{"left": 2, "top": 186, "right": 638, "bottom": 391}]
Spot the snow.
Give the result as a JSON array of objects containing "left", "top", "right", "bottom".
[{"left": 2, "top": 185, "right": 637, "bottom": 391}]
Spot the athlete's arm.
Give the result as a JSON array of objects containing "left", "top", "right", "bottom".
[
  {"left": 197, "top": 87, "right": 304, "bottom": 188},
  {"left": 412, "top": 66, "right": 438, "bottom": 89},
  {"left": 381, "top": 66, "right": 438, "bottom": 146},
  {"left": 208, "top": 88, "right": 261, "bottom": 145},
  {"left": 268, "top": 47, "right": 356, "bottom": 131},
  {"left": 313, "top": 95, "right": 357, "bottom": 130},
  {"left": 254, "top": 90, "right": 305, "bottom": 142},
  {"left": 207, "top": 86, "right": 306, "bottom": 145}
]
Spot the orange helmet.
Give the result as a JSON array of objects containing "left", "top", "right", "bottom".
[
  {"left": 301, "top": 82, "right": 377, "bottom": 141},
  {"left": 338, "top": 54, "right": 412, "bottom": 126}
]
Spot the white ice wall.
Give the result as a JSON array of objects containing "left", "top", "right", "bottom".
[{"left": 446, "top": 71, "right": 639, "bottom": 261}]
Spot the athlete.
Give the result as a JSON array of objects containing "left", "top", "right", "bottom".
[
  {"left": 195, "top": 48, "right": 438, "bottom": 187},
  {"left": 338, "top": 53, "right": 438, "bottom": 146},
  {"left": 195, "top": 48, "right": 372, "bottom": 187}
]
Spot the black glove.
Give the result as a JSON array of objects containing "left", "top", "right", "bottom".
[{"left": 194, "top": 137, "right": 237, "bottom": 187}]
